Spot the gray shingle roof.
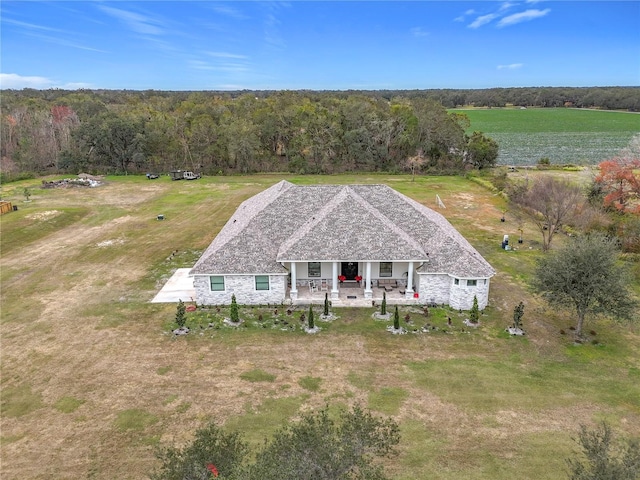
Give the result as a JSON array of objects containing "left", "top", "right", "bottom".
[{"left": 190, "top": 180, "right": 495, "bottom": 278}]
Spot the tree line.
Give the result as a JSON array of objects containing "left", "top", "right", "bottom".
[
  {"left": 1, "top": 89, "right": 503, "bottom": 179},
  {"left": 4, "top": 86, "right": 638, "bottom": 180}
]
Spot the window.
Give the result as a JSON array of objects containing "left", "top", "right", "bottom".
[
  {"left": 255, "top": 275, "right": 270, "bottom": 290},
  {"left": 454, "top": 278, "right": 459, "bottom": 285},
  {"left": 379, "top": 262, "right": 392, "bottom": 277},
  {"left": 308, "top": 262, "right": 321, "bottom": 277},
  {"left": 210, "top": 276, "right": 225, "bottom": 291},
  {"left": 467, "top": 279, "right": 477, "bottom": 287}
]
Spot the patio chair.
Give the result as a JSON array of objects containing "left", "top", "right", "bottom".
[
  {"left": 309, "top": 280, "right": 317, "bottom": 293},
  {"left": 320, "top": 279, "right": 328, "bottom": 291}
]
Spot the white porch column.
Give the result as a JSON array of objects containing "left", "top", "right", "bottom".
[
  {"left": 364, "top": 261, "right": 372, "bottom": 298},
  {"left": 290, "top": 262, "right": 298, "bottom": 300},
  {"left": 406, "top": 261, "right": 414, "bottom": 297},
  {"left": 331, "top": 261, "right": 339, "bottom": 300}
]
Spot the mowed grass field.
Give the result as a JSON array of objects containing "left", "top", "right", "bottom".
[
  {"left": 1, "top": 173, "right": 639, "bottom": 480},
  {"left": 459, "top": 108, "right": 639, "bottom": 166}
]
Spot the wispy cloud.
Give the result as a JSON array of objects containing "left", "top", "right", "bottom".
[
  {"left": 206, "top": 51, "right": 249, "bottom": 60},
  {"left": 497, "top": 8, "right": 551, "bottom": 27},
  {"left": 190, "top": 51, "right": 251, "bottom": 74},
  {"left": 98, "top": 5, "right": 165, "bottom": 35},
  {"left": 0, "top": 73, "right": 92, "bottom": 89},
  {"left": 23, "top": 32, "right": 107, "bottom": 53},
  {"left": 468, "top": 13, "right": 499, "bottom": 29},
  {"left": 264, "top": 11, "right": 284, "bottom": 48},
  {"left": 209, "top": 4, "right": 248, "bottom": 20},
  {"left": 410, "top": 27, "right": 429, "bottom": 38},
  {"left": 497, "top": 63, "right": 524, "bottom": 70},
  {"left": 454, "top": 8, "right": 475, "bottom": 22},
  {"left": 2, "top": 18, "right": 65, "bottom": 33}
]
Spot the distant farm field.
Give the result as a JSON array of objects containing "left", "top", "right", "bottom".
[{"left": 459, "top": 108, "right": 639, "bottom": 166}]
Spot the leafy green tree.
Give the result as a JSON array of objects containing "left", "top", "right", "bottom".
[
  {"left": 308, "top": 303, "right": 315, "bottom": 330},
  {"left": 393, "top": 305, "right": 400, "bottom": 330},
  {"left": 465, "top": 131, "right": 499, "bottom": 169},
  {"left": 469, "top": 295, "right": 479, "bottom": 323},
  {"left": 229, "top": 294, "right": 239, "bottom": 323},
  {"left": 566, "top": 422, "right": 640, "bottom": 480},
  {"left": 533, "top": 234, "right": 637, "bottom": 338},
  {"left": 381, "top": 291, "right": 387, "bottom": 316},
  {"left": 74, "top": 113, "right": 147, "bottom": 174},
  {"left": 175, "top": 300, "right": 186, "bottom": 328},
  {"left": 152, "top": 421, "right": 249, "bottom": 480},
  {"left": 246, "top": 405, "right": 400, "bottom": 480}
]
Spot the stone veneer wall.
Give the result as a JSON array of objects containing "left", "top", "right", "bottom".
[
  {"left": 194, "top": 274, "right": 287, "bottom": 305},
  {"left": 417, "top": 274, "right": 452, "bottom": 305},
  {"left": 449, "top": 278, "right": 490, "bottom": 310}
]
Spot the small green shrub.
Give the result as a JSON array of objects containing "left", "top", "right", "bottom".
[
  {"left": 323, "top": 293, "right": 329, "bottom": 316},
  {"left": 230, "top": 294, "right": 239, "bottom": 323},
  {"left": 298, "top": 376, "right": 322, "bottom": 392},
  {"left": 308, "top": 303, "right": 315, "bottom": 329},
  {"left": 114, "top": 408, "right": 158, "bottom": 431},
  {"left": 470, "top": 296, "right": 479, "bottom": 323},
  {"left": 1, "top": 385, "right": 43, "bottom": 417},
  {"left": 175, "top": 300, "right": 186, "bottom": 327},
  {"left": 381, "top": 291, "right": 387, "bottom": 316},
  {"left": 240, "top": 369, "right": 276, "bottom": 383},
  {"left": 54, "top": 396, "right": 85, "bottom": 413}
]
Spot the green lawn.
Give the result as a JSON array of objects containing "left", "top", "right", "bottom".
[{"left": 0, "top": 173, "right": 638, "bottom": 480}]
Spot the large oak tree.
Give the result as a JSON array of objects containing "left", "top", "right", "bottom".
[{"left": 533, "top": 233, "right": 637, "bottom": 338}]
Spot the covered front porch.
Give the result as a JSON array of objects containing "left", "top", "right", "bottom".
[
  {"left": 286, "top": 260, "right": 419, "bottom": 305},
  {"left": 287, "top": 281, "right": 421, "bottom": 307}
]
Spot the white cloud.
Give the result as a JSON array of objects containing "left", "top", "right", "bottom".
[
  {"left": 0, "top": 73, "right": 92, "bottom": 89},
  {"left": 410, "top": 27, "right": 429, "bottom": 37},
  {"left": 98, "top": 5, "right": 164, "bottom": 35},
  {"left": 468, "top": 13, "right": 499, "bottom": 29},
  {"left": 0, "top": 73, "right": 53, "bottom": 89},
  {"left": 497, "top": 63, "right": 524, "bottom": 70},
  {"left": 498, "top": 8, "right": 551, "bottom": 27}
]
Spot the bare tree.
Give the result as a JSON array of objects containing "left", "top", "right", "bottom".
[
  {"left": 510, "top": 176, "right": 583, "bottom": 251},
  {"left": 405, "top": 149, "right": 426, "bottom": 181}
]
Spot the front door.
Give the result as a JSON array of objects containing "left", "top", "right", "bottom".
[{"left": 341, "top": 262, "right": 358, "bottom": 280}]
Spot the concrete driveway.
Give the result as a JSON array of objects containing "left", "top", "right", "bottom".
[{"left": 151, "top": 268, "right": 196, "bottom": 303}]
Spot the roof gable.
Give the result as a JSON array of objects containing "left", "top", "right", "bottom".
[
  {"left": 277, "top": 186, "right": 425, "bottom": 261},
  {"left": 190, "top": 182, "right": 495, "bottom": 278}
]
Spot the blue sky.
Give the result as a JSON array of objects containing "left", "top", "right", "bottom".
[{"left": 1, "top": 1, "right": 638, "bottom": 90}]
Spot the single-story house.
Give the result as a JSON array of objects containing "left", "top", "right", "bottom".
[{"left": 190, "top": 181, "right": 495, "bottom": 309}]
